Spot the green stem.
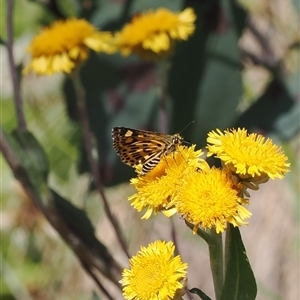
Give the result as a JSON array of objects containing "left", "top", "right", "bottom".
[
  {"left": 224, "top": 224, "right": 231, "bottom": 277},
  {"left": 6, "top": 0, "right": 27, "bottom": 130},
  {"left": 207, "top": 230, "right": 224, "bottom": 300},
  {"left": 189, "top": 221, "right": 224, "bottom": 299}
]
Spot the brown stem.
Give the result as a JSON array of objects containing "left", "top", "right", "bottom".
[
  {"left": 6, "top": 0, "right": 26, "bottom": 130},
  {"left": 0, "top": 127, "right": 122, "bottom": 289},
  {"left": 240, "top": 47, "right": 275, "bottom": 70},
  {"left": 71, "top": 68, "right": 130, "bottom": 258},
  {"left": 246, "top": 17, "right": 274, "bottom": 60},
  {"left": 4, "top": 2, "right": 124, "bottom": 290},
  {"left": 243, "top": 17, "right": 285, "bottom": 77},
  {"left": 81, "top": 262, "right": 116, "bottom": 300}
]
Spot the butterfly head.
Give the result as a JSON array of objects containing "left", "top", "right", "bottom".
[{"left": 172, "top": 133, "right": 184, "bottom": 145}]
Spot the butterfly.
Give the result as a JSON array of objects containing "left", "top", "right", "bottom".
[{"left": 111, "top": 127, "right": 185, "bottom": 174}]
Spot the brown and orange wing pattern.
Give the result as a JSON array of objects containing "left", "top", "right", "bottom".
[{"left": 111, "top": 127, "right": 183, "bottom": 173}]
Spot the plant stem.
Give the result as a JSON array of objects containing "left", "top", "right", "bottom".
[
  {"left": 6, "top": 0, "right": 26, "bottom": 130},
  {"left": 207, "top": 230, "right": 224, "bottom": 300},
  {"left": 71, "top": 67, "right": 130, "bottom": 258},
  {"left": 0, "top": 127, "right": 122, "bottom": 288},
  {"left": 157, "top": 59, "right": 171, "bottom": 134},
  {"left": 186, "top": 222, "right": 224, "bottom": 298}
]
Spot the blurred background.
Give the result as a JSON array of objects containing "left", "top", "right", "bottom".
[{"left": 1, "top": 0, "right": 299, "bottom": 299}]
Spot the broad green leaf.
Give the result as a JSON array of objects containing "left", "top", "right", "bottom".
[
  {"left": 234, "top": 78, "right": 299, "bottom": 139},
  {"left": 220, "top": 225, "right": 257, "bottom": 300},
  {"left": 51, "top": 190, "right": 113, "bottom": 263},
  {"left": 10, "top": 129, "right": 49, "bottom": 183},
  {"left": 169, "top": 0, "right": 247, "bottom": 146}
]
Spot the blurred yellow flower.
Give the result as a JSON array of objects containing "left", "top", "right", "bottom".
[
  {"left": 171, "top": 162, "right": 251, "bottom": 234},
  {"left": 114, "top": 7, "right": 196, "bottom": 59},
  {"left": 24, "top": 19, "right": 115, "bottom": 75},
  {"left": 207, "top": 128, "right": 290, "bottom": 180},
  {"left": 120, "top": 240, "right": 188, "bottom": 300},
  {"left": 128, "top": 145, "right": 204, "bottom": 219}
]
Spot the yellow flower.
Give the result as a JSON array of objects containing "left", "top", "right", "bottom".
[
  {"left": 207, "top": 128, "right": 290, "bottom": 180},
  {"left": 120, "top": 240, "right": 188, "bottom": 300},
  {"left": 171, "top": 162, "right": 251, "bottom": 234},
  {"left": 114, "top": 7, "right": 196, "bottom": 59},
  {"left": 24, "top": 19, "right": 115, "bottom": 75},
  {"left": 128, "top": 145, "right": 204, "bottom": 219}
]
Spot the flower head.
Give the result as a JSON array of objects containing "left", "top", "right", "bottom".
[
  {"left": 120, "top": 240, "right": 188, "bottom": 300},
  {"left": 171, "top": 162, "right": 251, "bottom": 234},
  {"left": 207, "top": 128, "right": 290, "bottom": 180},
  {"left": 114, "top": 7, "right": 196, "bottom": 60},
  {"left": 24, "top": 19, "right": 115, "bottom": 75},
  {"left": 128, "top": 145, "right": 204, "bottom": 219}
]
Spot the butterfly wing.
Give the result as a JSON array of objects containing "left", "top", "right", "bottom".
[
  {"left": 112, "top": 127, "right": 168, "bottom": 168},
  {"left": 142, "top": 149, "right": 165, "bottom": 173}
]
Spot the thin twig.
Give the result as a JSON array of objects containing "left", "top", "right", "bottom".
[
  {"left": 6, "top": 0, "right": 26, "bottom": 130},
  {"left": 240, "top": 47, "right": 284, "bottom": 78},
  {"left": 243, "top": 16, "right": 285, "bottom": 77},
  {"left": 4, "top": 2, "right": 123, "bottom": 292},
  {"left": 240, "top": 47, "right": 275, "bottom": 70},
  {"left": 246, "top": 17, "right": 274, "bottom": 59},
  {"left": 0, "top": 127, "right": 122, "bottom": 289},
  {"left": 71, "top": 68, "right": 130, "bottom": 258},
  {"left": 81, "top": 262, "right": 116, "bottom": 300}
]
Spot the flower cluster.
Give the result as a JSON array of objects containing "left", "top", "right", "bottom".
[
  {"left": 24, "top": 7, "right": 196, "bottom": 75},
  {"left": 128, "top": 128, "right": 290, "bottom": 234},
  {"left": 128, "top": 145, "right": 203, "bottom": 219},
  {"left": 22, "top": 8, "right": 291, "bottom": 300}
]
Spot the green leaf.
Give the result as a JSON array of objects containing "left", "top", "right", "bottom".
[
  {"left": 10, "top": 129, "right": 49, "bottom": 182},
  {"left": 190, "top": 288, "right": 213, "bottom": 300},
  {"left": 51, "top": 190, "right": 113, "bottom": 263},
  {"left": 169, "top": 0, "right": 247, "bottom": 146},
  {"left": 220, "top": 226, "right": 257, "bottom": 300},
  {"left": 234, "top": 78, "right": 299, "bottom": 139}
]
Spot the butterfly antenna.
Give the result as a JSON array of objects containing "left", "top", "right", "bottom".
[{"left": 179, "top": 120, "right": 195, "bottom": 134}]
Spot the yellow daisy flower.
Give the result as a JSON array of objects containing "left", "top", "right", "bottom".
[
  {"left": 128, "top": 145, "right": 204, "bottom": 219},
  {"left": 120, "top": 240, "right": 188, "bottom": 300},
  {"left": 207, "top": 128, "right": 290, "bottom": 180},
  {"left": 24, "top": 19, "right": 115, "bottom": 75},
  {"left": 114, "top": 7, "right": 196, "bottom": 59},
  {"left": 171, "top": 162, "right": 251, "bottom": 234}
]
